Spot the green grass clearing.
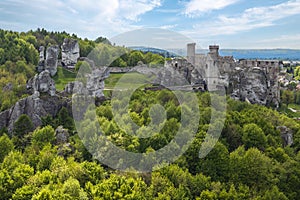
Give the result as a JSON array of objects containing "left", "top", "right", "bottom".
[
  {"left": 53, "top": 66, "right": 77, "bottom": 91},
  {"left": 105, "top": 72, "right": 153, "bottom": 89},
  {"left": 288, "top": 103, "right": 300, "bottom": 111}
]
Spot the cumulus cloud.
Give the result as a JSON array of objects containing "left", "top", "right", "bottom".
[
  {"left": 0, "top": 0, "right": 162, "bottom": 38},
  {"left": 188, "top": 0, "right": 300, "bottom": 36},
  {"left": 183, "top": 0, "right": 239, "bottom": 17}
]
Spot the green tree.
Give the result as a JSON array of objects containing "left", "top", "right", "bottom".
[
  {"left": 242, "top": 123, "right": 267, "bottom": 150},
  {"left": 262, "top": 186, "right": 288, "bottom": 200},
  {"left": 229, "top": 147, "right": 274, "bottom": 190},
  {"left": 281, "top": 90, "right": 294, "bottom": 106},
  {"left": 12, "top": 185, "right": 37, "bottom": 200},
  {"left": 0, "top": 134, "right": 14, "bottom": 162},
  {"left": 32, "top": 126, "right": 55, "bottom": 149},
  {"left": 57, "top": 107, "right": 74, "bottom": 131},
  {"left": 128, "top": 51, "right": 144, "bottom": 66},
  {"left": 13, "top": 114, "right": 34, "bottom": 138},
  {"left": 110, "top": 57, "right": 127, "bottom": 67},
  {"left": 196, "top": 142, "right": 229, "bottom": 182}
]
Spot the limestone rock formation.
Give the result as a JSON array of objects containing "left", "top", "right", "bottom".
[
  {"left": 61, "top": 38, "right": 80, "bottom": 68},
  {"left": 277, "top": 126, "right": 293, "bottom": 146},
  {"left": 185, "top": 44, "right": 280, "bottom": 106},
  {"left": 86, "top": 67, "right": 110, "bottom": 98},
  {"left": 45, "top": 45, "right": 59, "bottom": 76},
  {"left": 2, "top": 83, "right": 13, "bottom": 92},
  {"left": 55, "top": 126, "right": 69, "bottom": 144},
  {"left": 39, "top": 46, "right": 45, "bottom": 62},
  {"left": 27, "top": 70, "right": 56, "bottom": 96},
  {"left": 71, "top": 67, "right": 110, "bottom": 99},
  {"left": 0, "top": 95, "right": 70, "bottom": 134},
  {"left": 37, "top": 46, "right": 45, "bottom": 73}
]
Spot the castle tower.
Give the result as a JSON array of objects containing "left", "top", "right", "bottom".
[
  {"left": 209, "top": 45, "right": 219, "bottom": 56},
  {"left": 187, "top": 43, "right": 196, "bottom": 65}
]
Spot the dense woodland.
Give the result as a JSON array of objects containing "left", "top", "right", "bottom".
[{"left": 0, "top": 29, "right": 300, "bottom": 199}]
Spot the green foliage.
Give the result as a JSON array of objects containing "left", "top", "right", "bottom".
[
  {"left": 281, "top": 90, "right": 294, "bottom": 106},
  {"left": 32, "top": 126, "right": 55, "bottom": 149},
  {"left": 294, "top": 66, "right": 300, "bottom": 80},
  {"left": 57, "top": 107, "right": 75, "bottom": 131},
  {"left": 242, "top": 123, "right": 267, "bottom": 150},
  {"left": 0, "top": 134, "right": 14, "bottom": 162},
  {"left": 53, "top": 66, "right": 76, "bottom": 91},
  {"left": 0, "top": 74, "right": 300, "bottom": 199},
  {"left": 13, "top": 114, "right": 34, "bottom": 138}
]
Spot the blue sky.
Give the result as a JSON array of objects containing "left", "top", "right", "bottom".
[{"left": 0, "top": 0, "right": 300, "bottom": 49}]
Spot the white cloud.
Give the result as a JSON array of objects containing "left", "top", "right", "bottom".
[
  {"left": 183, "top": 0, "right": 239, "bottom": 17},
  {"left": 257, "top": 34, "right": 300, "bottom": 49},
  {"left": 0, "top": 0, "right": 162, "bottom": 38},
  {"left": 189, "top": 0, "right": 300, "bottom": 36},
  {"left": 160, "top": 24, "right": 178, "bottom": 29}
]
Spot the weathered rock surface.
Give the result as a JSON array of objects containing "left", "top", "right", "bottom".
[
  {"left": 86, "top": 67, "right": 110, "bottom": 98},
  {"left": 277, "top": 126, "right": 293, "bottom": 146},
  {"left": 55, "top": 126, "right": 69, "bottom": 144},
  {"left": 45, "top": 45, "right": 59, "bottom": 76},
  {"left": 2, "top": 83, "right": 13, "bottom": 92},
  {"left": 71, "top": 67, "right": 110, "bottom": 101},
  {"left": 61, "top": 38, "right": 80, "bottom": 67},
  {"left": 37, "top": 46, "right": 45, "bottom": 73},
  {"left": 27, "top": 70, "right": 56, "bottom": 96},
  {"left": 184, "top": 44, "right": 280, "bottom": 106},
  {"left": 0, "top": 95, "right": 70, "bottom": 134},
  {"left": 39, "top": 46, "right": 45, "bottom": 62}
]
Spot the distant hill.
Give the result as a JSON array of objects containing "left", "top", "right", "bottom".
[
  {"left": 129, "top": 46, "right": 178, "bottom": 57},
  {"left": 219, "top": 49, "right": 300, "bottom": 60},
  {"left": 135, "top": 47, "right": 300, "bottom": 61}
]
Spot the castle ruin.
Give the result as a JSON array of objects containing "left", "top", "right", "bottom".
[{"left": 167, "top": 43, "right": 280, "bottom": 107}]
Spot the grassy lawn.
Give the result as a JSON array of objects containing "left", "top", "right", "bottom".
[
  {"left": 53, "top": 66, "right": 77, "bottom": 91},
  {"left": 104, "top": 73, "right": 124, "bottom": 89},
  {"left": 288, "top": 103, "right": 300, "bottom": 111},
  {"left": 105, "top": 72, "right": 152, "bottom": 89},
  {"left": 279, "top": 104, "right": 300, "bottom": 118},
  {"left": 53, "top": 69, "right": 152, "bottom": 92}
]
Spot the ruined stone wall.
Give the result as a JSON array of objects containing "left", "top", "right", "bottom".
[{"left": 181, "top": 43, "right": 281, "bottom": 106}]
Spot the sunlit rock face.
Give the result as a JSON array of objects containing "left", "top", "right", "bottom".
[
  {"left": 61, "top": 38, "right": 80, "bottom": 68},
  {"left": 45, "top": 45, "right": 59, "bottom": 76},
  {"left": 0, "top": 95, "right": 69, "bottom": 134},
  {"left": 27, "top": 70, "right": 56, "bottom": 97}
]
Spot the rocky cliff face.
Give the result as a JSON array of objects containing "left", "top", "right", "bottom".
[
  {"left": 37, "top": 45, "right": 59, "bottom": 76},
  {"left": 61, "top": 38, "right": 80, "bottom": 67},
  {"left": 71, "top": 67, "right": 110, "bottom": 99},
  {"left": 0, "top": 95, "right": 70, "bottom": 134},
  {"left": 27, "top": 70, "right": 56, "bottom": 96},
  {"left": 45, "top": 46, "right": 59, "bottom": 76}
]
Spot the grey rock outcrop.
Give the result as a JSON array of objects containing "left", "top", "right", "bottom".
[
  {"left": 86, "top": 67, "right": 110, "bottom": 98},
  {"left": 2, "top": 83, "right": 13, "bottom": 92},
  {"left": 37, "top": 46, "right": 45, "bottom": 73},
  {"left": 27, "top": 70, "right": 56, "bottom": 96},
  {"left": 39, "top": 46, "right": 45, "bottom": 62},
  {"left": 45, "top": 45, "right": 59, "bottom": 76},
  {"left": 61, "top": 38, "right": 80, "bottom": 68},
  {"left": 277, "top": 126, "right": 293, "bottom": 146},
  {"left": 183, "top": 44, "right": 280, "bottom": 106},
  {"left": 55, "top": 126, "right": 69, "bottom": 144},
  {"left": 0, "top": 95, "right": 70, "bottom": 134},
  {"left": 71, "top": 67, "right": 110, "bottom": 99}
]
